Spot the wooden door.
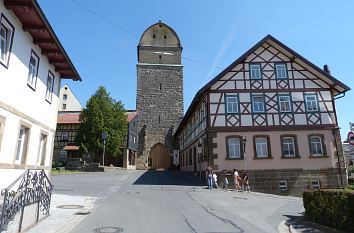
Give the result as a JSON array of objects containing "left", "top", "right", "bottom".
[{"left": 149, "top": 144, "right": 170, "bottom": 170}]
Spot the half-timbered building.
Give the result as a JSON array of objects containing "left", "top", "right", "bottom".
[{"left": 175, "top": 35, "right": 350, "bottom": 195}]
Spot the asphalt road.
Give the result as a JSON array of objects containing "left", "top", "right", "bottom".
[{"left": 52, "top": 170, "right": 304, "bottom": 233}]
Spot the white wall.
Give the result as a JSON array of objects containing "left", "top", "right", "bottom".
[{"left": 0, "top": 1, "right": 61, "bottom": 189}]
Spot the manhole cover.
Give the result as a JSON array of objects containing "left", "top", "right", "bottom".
[
  {"left": 56, "top": 205, "right": 84, "bottom": 209},
  {"left": 93, "top": 227, "right": 123, "bottom": 233},
  {"left": 75, "top": 211, "right": 91, "bottom": 215}
]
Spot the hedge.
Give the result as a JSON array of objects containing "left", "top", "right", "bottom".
[{"left": 303, "top": 189, "right": 354, "bottom": 230}]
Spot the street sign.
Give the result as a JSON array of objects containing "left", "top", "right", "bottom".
[
  {"left": 348, "top": 132, "right": 354, "bottom": 146},
  {"left": 102, "top": 131, "right": 108, "bottom": 140}
]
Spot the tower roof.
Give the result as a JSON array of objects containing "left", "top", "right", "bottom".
[{"left": 138, "top": 21, "right": 181, "bottom": 48}]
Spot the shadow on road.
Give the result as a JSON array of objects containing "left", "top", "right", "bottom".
[{"left": 133, "top": 170, "right": 204, "bottom": 186}]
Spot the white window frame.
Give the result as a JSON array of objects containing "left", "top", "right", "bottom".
[
  {"left": 309, "top": 136, "right": 323, "bottom": 156},
  {"left": 63, "top": 94, "right": 68, "bottom": 100},
  {"left": 279, "top": 95, "right": 291, "bottom": 113},
  {"left": 27, "top": 50, "right": 40, "bottom": 90},
  {"left": 249, "top": 63, "right": 261, "bottom": 79},
  {"left": 282, "top": 137, "right": 296, "bottom": 157},
  {"left": 225, "top": 95, "right": 239, "bottom": 114},
  {"left": 15, "top": 126, "right": 29, "bottom": 164},
  {"left": 252, "top": 95, "right": 265, "bottom": 113},
  {"left": 255, "top": 137, "right": 268, "bottom": 158},
  {"left": 275, "top": 63, "right": 288, "bottom": 79},
  {"left": 305, "top": 94, "right": 318, "bottom": 112},
  {"left": 45, "top": 71, "right": 55, "bottom": 103},
  {"left": 37, "top": 133, "right": 47, "bottom": 166},
  {"left": 61, "top": 132, "right": 68, "bottom": 141},
  {"left": 279, "top": 180, "right": 288, "bottom": 191},
  {"left": 227, "top": 137, "right": 241, "bottom": 159},
  {"left": 0, "top": 14, "right": 15, "bottom": 68}
]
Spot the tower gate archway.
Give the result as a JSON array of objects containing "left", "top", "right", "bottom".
[{"left": 149, "top": 143, "right": 170, "bottom": 170}]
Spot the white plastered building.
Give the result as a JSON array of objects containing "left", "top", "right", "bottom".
[{"left": 0, "top": 0, "right": 81, "bottom": 191}]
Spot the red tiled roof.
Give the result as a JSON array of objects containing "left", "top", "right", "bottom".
[
  {"left": 57, "top": 113, "right": 80, "bottom": 124},
  {"left": 126, "top": 112, "right": 137, "bottom": 123},
  {"left": 58, "top": 111, "right": 136, "bottom": 124},
  {"left": 63, "top": 145, "right": 80, "bottom": 151}
]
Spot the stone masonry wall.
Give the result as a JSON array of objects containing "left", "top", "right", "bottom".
[
  {"left": 136, "top": 64, "right": 183, "bottom": 169},
  {"left": 216, "top": 168, "right": 344, "bottom": 196}
]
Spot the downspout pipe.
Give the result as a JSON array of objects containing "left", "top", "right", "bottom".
[{"left": 332, "top": 128, "right": 344, "bottom": 186}]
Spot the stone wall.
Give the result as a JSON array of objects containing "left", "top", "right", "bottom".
[
  {"left": 136, "top": 64, "right": 183, "bottom": 169},
  {"left": 216, "top": 168, "right": 344, "bottom": 196}
]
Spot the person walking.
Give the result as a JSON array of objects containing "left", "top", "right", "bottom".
[
  {"left": 212, "top": 172, "right": 219, "bottom": 189},
  {"left": 206, "top": 166, "right": 213, "bottom": 189},
  {"left": 243, "top": 171, "right": 250, "bottom": 192},
  {"left": 222, "top": 170, "right": 229, "bottom": 190},
  {"left": 233, "top": 169, "right": 240, "bottom": 192}
]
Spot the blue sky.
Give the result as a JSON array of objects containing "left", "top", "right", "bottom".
[{"left": 38, "top": 0, "right": 354, "bottom": 138}]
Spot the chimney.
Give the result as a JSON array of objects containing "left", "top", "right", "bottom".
[{"left": 323, "top": 64, "right": 331, "bottom": 74}]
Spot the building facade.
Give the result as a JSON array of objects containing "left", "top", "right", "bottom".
[
  {"left": 136, "top": 21, "right": 183, "bottom": 169},
  {"left": 53, "top": 85, "right": 82, "bottom": 163},
  {"left": 175, "top": 35, "right": 350, "bottom": 195},
  {"left": 0, "top": 0, "right": 81, "bottom": 190}
]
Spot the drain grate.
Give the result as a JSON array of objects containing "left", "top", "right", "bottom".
[
  {"left": 56, "top": 205, "right": 84, "bottom": 209},
  {"left": 93, "top": 227, "right": 123, "bottom": 233}
]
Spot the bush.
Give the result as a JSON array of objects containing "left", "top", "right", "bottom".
[
  {"left": 303, "top": 189, "right": 354, "bottom": 230},
  {"left": 52, "top": 161, "right": 65, "bottom": 169}
]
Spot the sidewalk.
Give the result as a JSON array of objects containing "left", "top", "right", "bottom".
[{"left": 24, "top": 194, "right": 96, "bottom": 233}]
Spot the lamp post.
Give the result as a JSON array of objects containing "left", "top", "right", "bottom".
[
  {"left": 102, "top": 131, "right": 108, "bottom": 167},
  {"left": 243, "top": 136, "right": 247, "bottom": 171}
]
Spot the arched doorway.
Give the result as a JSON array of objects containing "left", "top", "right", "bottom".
[{"left": 149, "top": 143, "right": 170, "bottom": 170}]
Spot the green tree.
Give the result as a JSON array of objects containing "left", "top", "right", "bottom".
[{"left": 76, "top": 86, "right": 127, "bottom": 160}]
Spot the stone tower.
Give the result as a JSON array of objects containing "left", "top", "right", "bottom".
[{"left": 136, "top": 21, "right": 183, "bottom": 169}]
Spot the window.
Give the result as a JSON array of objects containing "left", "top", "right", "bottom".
[
  {"left": 59, "top": 150, "right": 67, "bottom": 158},
  {"left": 62, "top": 104, "right": 66, "bottom": 110},
  {"left": 275, "top": 63, "right": 287, "bottom": 79},
  {"left": 0, "top": 14, "right": 15, "bottom": 68},
  {"left": 279, "top": 180, "right": 288, "bottom": 191},
  {"left": 38, "top": 134, "right": 47, "bottom": 166},
  {"left": 311, "top": 180, "right": 321, "bottom": 189},
  {"left": 281, "top": 136, "right": 297, "bottom": 157},
  {"left": 309, "top": 135, "right": 326, "bottom": 156},
  {"left": 252, "top": 95, "right": 265, "bottom": 113},
  {"left": 63, "top": 94, "right": 67, "bottom": 100},
  {"left": 61, "top": 132, "right": 68, "bottom": 141},
  {"left": 27, "top": 51, "right": 40, "bottom": 90},
  {"left": 227, "top": 137, "right": 242, "bottom": 159},
  {"left": 305, "top": 94, "right": 318, "bottom": 112},
  {"left": 278, "top": 95, "right": 291, "bottom": 112},
  {"left": 249, "top": 64, "right": 261, "bottom": 79},
  {"left": 254, "top": 136, "right": 270, "bottom": 158},
  {"left": 225, "top": 95, "right": 239, "bottom": 114},
  {"left": 45, "top": 71, "right": 55, "bottom": 103},
  {"left": 15, "top": 126, "right": 29, "bottom": 164}
]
